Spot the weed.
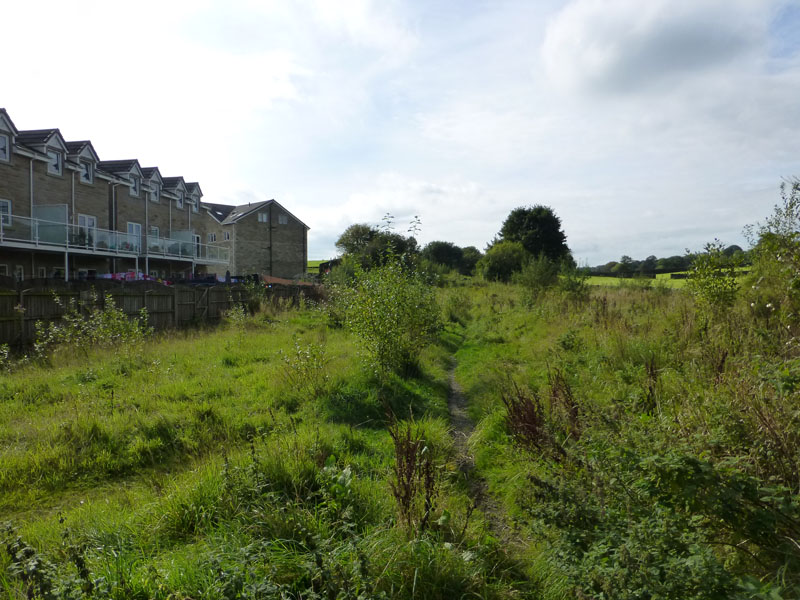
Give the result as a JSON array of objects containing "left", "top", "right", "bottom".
[
  {"left": 279, "top": 335, "right": 330, "bottom": 398},
  {"left": 501, "top": 383, "right": 565, "bottom": 461},
  {"left": 388, "top": 419, "right": 439, "bottom": 536}
]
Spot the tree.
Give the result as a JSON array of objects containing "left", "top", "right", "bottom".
[
  {"left": 421, "top": 241, "right": 463, "bottom": 271},
  {"left": 460, "top": 246, "right": 482, "bottom": 276},
  {"left": 476, "top": 241, "right": 526, "bottom": 282},
  {"left": 336, "top": 224, "right": 377, "bottom": 256},
  {"left": 639, "top": 255, "right": 657, "bottom": 275},
  {"left": 613, "top": 255, "right": 634, "bottom": 278},
  {"left": 335, "top": 223, "right": 418, "bottom": 269},
  {"left": 499, "top": 205, "right": 571, "bottom": 262}
]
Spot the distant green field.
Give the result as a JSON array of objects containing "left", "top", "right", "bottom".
[
  {"left": 307, "top": 259, "right": 324, "bottom": 274},
  {"left": 586, "top": 275, "right": 687, "bottom": 289}
]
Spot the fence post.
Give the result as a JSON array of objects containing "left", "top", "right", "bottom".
[
  {"left": 173, "top": 286, "right": 179, "bottom": 327},
  {"left": 17, "top": 288, "right": 25, "bottom": 346}
]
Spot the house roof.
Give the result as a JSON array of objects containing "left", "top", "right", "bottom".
[
  {"left": 186, "top": 182, "right": 203, "bottom": 196},
  {"left": 97, "top": 159, "right": 139, "bottom": 174},
  {"left": 0, "top": 109, "right": 20, "bottom": 136},
  {"left": 16, "top": 128, "right": 60, "bottom": 146},
  {"left": 162, "top": 176, "right": 186, "bottom": 188},
  {"left": 65, "top": 140, "right": 100, "bottom": 163},
  {"left": 221, "top": 199, "right": 309, "bottom": 229},
  {"left": 204, "top": 202, "right": 236, "bottom": 222},
  {"left": 141, "top": 167, "right": 161, "bottom": 180}
]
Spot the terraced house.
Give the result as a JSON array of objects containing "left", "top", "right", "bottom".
[{"left": 0, "top": 109, "right": 308, "bottom": 282}]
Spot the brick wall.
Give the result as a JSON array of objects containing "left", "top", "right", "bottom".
[{"left": 0, "top": 152, "right": 33, "bottom": 218}]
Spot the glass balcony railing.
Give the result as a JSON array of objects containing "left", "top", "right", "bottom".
[
  {"left": 0, "top": 215, "right": 137, "bottom": 255},
  {"left": 0, "top": 216, "right": 229, "bottom": 264}
]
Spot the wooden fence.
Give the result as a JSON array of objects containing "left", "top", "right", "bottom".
[{"left": 0, "top": 279, "right": 318, "bottom": 347}]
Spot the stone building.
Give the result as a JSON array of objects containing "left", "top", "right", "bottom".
[{"left": 0, "top": 109, "right": 308, "bottom": 281}]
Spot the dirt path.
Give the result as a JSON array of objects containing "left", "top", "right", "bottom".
[{"left": 447, "top": 363, "right": 505, "bottom": 534}]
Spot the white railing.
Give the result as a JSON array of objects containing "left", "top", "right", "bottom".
[{"left": 0, "top": 215, "right": 229, "bottom": 263}]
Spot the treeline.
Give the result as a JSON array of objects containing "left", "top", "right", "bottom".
[
  {"left": 333, "top": 221, "right": 483, "bottom": 276},
  {"left": 332, "top": 205, "right": 574, "bottom": 284},
  {"left": 591, "top": 244, "right": 748, "bottom": 276}
]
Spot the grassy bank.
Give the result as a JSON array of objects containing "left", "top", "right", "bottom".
[{"left": 2, "top": 269, "right": 800, "bottom": 598}]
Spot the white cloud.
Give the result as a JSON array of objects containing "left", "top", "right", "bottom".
[
  {"left": 542, "top": 0, "right": 768, "bottom": 94},
  {"left": 5, "top": 0, "right": 800, "bottom": 266}
]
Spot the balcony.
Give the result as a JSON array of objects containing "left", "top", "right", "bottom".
[
  {"left": 0, "top": 216, "right": 229, "bottom": 264},
  {"left": 0, "top": 215, "right": 138, "bottom": 256},
  {"left": 146, "top": 235, "right": 229, "bottom": 264}
]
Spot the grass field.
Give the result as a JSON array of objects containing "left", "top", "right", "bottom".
[
  {"left": 1, "top": 271, "right": 799, "bottom": 598},
  {"left": 585, "top": 274, "right": 687, "bottom": 288},
  {"left": 307, "top": 259, "right": 325, "bottom": 274}
]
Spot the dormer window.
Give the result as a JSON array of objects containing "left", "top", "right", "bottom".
[
  {"left": 130, "top": 175, "right": 140, "bottom": 197},
  {"left": 177, "top": 191, "right": 184, "bottom": 209},
  {"left": 150, "top": 184, "right": 160, "bottom": 203},
  {"left": 0, "top": 134, "right": 9, "bottom": 162},
  {"left": 192, "top": 195, "right": 199, "bottom": 213},
  {"left": 80, "top": 161, "right": 93, "bottom": 184},
  {"left": 47, "top": 150, "right": 62, "bottom": 175}
]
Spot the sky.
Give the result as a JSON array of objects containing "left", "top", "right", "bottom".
[{"left": 4, "top": 0, "right": 800, "bottom": 265}]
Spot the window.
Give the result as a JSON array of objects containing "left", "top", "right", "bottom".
[
  {"left": 192, "top": 195, "right": 199, "bottom": 213},
  {"left": 0, "top": 134, "right": 9, "bottom": 162},
  {"left": 80, "top": 161, "right": 93, "bottom": 184},
  {"left": 258, "top": 212, "right": 268, "bottom": 223},
  {"left": 38, "top": 267, "right": 46, "bottom": 278},
  {"left": 177, "top": 191, "right": 184, "bottom": 209},
  {"left": 130, "top": 175, "right": 140, "bottom": 197},
  {"left": 150, "top": 226, "right": 159, "bottom": 237},
  {"left": 14, "top": 265, "right": 24, "bottom": 281},
  {"left": 47, "top": 150, "right": 62, "bottom": 175},
  {"left": 150, "top": 184, "right": 160, "bottom": 203},
  {"left": 0, "top": 199, "right": 10, "bottom": 226},
  {"left": 224, "top": 231, "right": 230, "bottom": 241},
  {"left": 278, "top": 213, "right": 288, "bottom": 225},
  {"left": 149, "top": 270, "right": 159, "bottom": 278},
  {"left": 0, "top": 265, "right": 7, "bottom": 276},
  {"left": 208, "top": 232, "right": 216, "bottom": 243}
]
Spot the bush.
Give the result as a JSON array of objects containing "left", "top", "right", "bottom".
[
  {"left": 513, "top": 254, "right": 559, "bottom": 304},
  {"left": 476, "top": 241, "right": 526, "bottom": 283},
  {"left": 745, "top": 180, "right": 800, "bottom": 328},
  {"left": 33, "top": 292, "right": 151, "bottom": 359},
  {"left": 687, "top": 240, "right": 741, "bottom": 315},
  {"left": 334, "top": 256, "right": 441, "bottom": 375}
]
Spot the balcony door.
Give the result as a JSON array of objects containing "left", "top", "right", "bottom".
[
  {"left": 77, "top": 214, "right": 96, "bottom": 247},
  {"left": 127, "top": 222, "right": 142, "bottom": 252},
  {"left": 193, "top": 234, "right": 201, "bottom": 258}
]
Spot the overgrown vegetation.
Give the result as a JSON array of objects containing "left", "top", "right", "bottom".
[{"left": 4, "top": 188, "right": 800, "bottom": 598}]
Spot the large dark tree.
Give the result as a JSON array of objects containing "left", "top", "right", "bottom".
[
  {"left": 460, "top": 246, "right": 482, "bottom": 276},
  {"left": 499, "top": 205, "right": 571, "bottom": 262},
  {"left": 421, "top": 241, "right": 464, "bottom": 271}
]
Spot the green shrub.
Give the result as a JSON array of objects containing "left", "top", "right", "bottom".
[
  {"left": 33, "top": 292, "right": 151, "bottom": 360},
  {"left": 688, "top": 240, "right": 741, "bottom": 315},
  {"left": 514, "top": 254, "right": 559, "bottom": 304},
  {"left": 334, "top": 256, "right": 441, "bottom": 375},
  {"left": 476, "top": 241, "right": 526, "bottom": 283}
]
